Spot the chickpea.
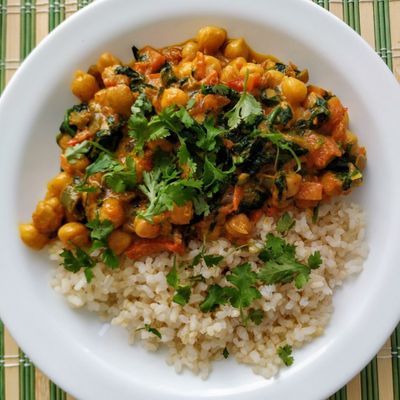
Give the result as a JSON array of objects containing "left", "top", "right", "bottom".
[
  {"left": 133, "top": 216, "right": 160, "bottom": 239},
  {"left": 99, "top": 198, "right": 125, "bottom": 228},
  {"left": 58, "top": 134, "right": 72, "bottom": 150},
  {"left": 182, "top": 41, "right": 199, "bottom": 61},
  {"left": 240, "top": 62, "right": 264, "bottom": 77},
  {"left": 197, "top": 26, "right": 227, "bottom": 54},
  {"left": 60, "top": 154, "right": 90, "bottom": 175},
  {"left": 220, "top": 65, "right": 239, "bottom": 82},
  {"left": 170, "top": 202, "right": 193, "bottom": 225},
  {"left": 108, "top": 230, "right": 132, "bottom": 255},
  {"left": 160, "top": 88, "right": 188, "bottom": 109},
  {"left": 101, "top": 84, "right": 135, "bottom": 116},
  {"left": 229, "top": 57, "right": 247, "bottom": 71},
  {"left": 71, "top": 70, "right": 99, "bottom": 102},
  {"left": 19, "top": 223, "right": 49, "bottom": 250},
  {"left": 32, "top": 197, "right": 64, "bottom": 234},
  {"left": 204, "top": 55, "right": 222, "bottom": 75},
  {"left": 281, "top": 76, "right": 307, "bottom": 104},
  {"left": 224, "top": 38, "right": 249, "bottom": 60},
  {"left": 286, "top": 172, "right": 302, "bottom": 198},
  {"left": 96, "top": 52, "right": 121, "bottom": 73},
  {"left": 225, "top": 214, "right": 252, "bottom": 238},
  {"left": 176, "top": 62, "right": 193, "bottom": 79},
  {"left": 265, "top": 70, "right": 284, "bottom": 87},
  {"left": 47, "top": 172, "right": 73, "bottom": 198},
  {"left": 58, "top": 222, "right": 90, "bottom": 247},
  {"left": 101, "top": 65, "right": 130, "bottom": 87}
]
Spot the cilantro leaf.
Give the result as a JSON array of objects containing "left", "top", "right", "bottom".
[
  {"left": 200, "top": 284, "right": 229, "bottom": 312},
  {"left": 173, "top": 286, "right": 191, "bottom": 306},
  {"left": 60, "top": 247, "right": 96, "bottom": 282},
  {"left": 196, "top": 117, "right": 225, "bottom": 152},
  {"left": 203, "top": 156, "right": 235, "bottom": 195},
  {"left": 203, "top": 254, "right": 224, "bottom": 267},
  {"left": 86, "top": 152, "right": 119, "bottom": 176},
  {"left": 64, "top": 140, "right": 91, "bottom": 163},
  {"left": 177, "top": 140, "right": 197, "bottom": 176},
  {"left": 277, "top": 345, "right": 294, "bottom": 366},
  {"left": 128, "top": 93, "right": 169, "bottom": 153},
  {"left": 226, "top": 89, "right": 263, "bottom": 129},
  {"left": 258, "top": 234, "right": 322, "bottom": 289},
  {"left": 223, "top": 347, "right": 229, "bottom": 359},
  {"left": 166, "top": 263, "right": 179, "bottom": 288},
  {"left": 136, "top": 324, "right": 162, "bottom": 339},
  {"left": 225, "top": 263, "right": 261, "bottom": 309},
  {"left": 60, "top": 249, "right": 82, "bottom": 273},
  {"left": 166, "top": 262, "right": 191, "bottom": 306},
  {"left": 86, "top": 217, "right": 114, "bottom": 242},
  {"left": 308, "top": 251, "right": 322, "bottom": 269},
  {"left": 276, "top": 212, "right": 295, "bottom": 234},
  {"left": 103, "top": 156, "right": 136, "bottom": 193},
  {"left": 248, "top": 309, "right": 264, "bottom": 325},
  {"left": 102, "top": 248, "right": 119, "bottom": 269},
  {"left": 138, "top": 166, "right": 201, "bottom": 221},
  {"left": 84, "top": 268, "right": 94, "bottom": 283}
]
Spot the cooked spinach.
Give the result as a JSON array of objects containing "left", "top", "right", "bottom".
[{"left": 59, "top": 103, "right": 88, "bottom": 137}]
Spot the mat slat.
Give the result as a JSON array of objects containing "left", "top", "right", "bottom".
[{"left": 0, "top": 1, "right": 399, "bottom": 399}]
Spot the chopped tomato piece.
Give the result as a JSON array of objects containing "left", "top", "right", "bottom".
[
  {"left": 227, "top": 78, "right": 244, "bottom": 92},
  {"left": 125, "top": 237, "right": 185, "bottom": 260}
]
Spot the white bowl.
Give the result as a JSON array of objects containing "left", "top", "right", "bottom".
[{"left": 1, "top": 0, "right": 400, "bottom": 399}]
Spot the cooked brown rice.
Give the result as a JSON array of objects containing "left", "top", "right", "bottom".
[{"left": 49, "top": 199, "right": 367, "bottom": 379}]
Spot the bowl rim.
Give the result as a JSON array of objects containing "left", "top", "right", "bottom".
[{"left": 1, "top": 0, "right": 400, "bottom": 399}]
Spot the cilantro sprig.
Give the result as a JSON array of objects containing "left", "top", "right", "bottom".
[
  {"left": 258, "top": 234, "right": 322, "bottom": 289},
  {"left": 166, "top": 261, "right": 191, "bottom": 306},
  {"left": 277, "top": 344, "right": 294, "bottom": 366}
]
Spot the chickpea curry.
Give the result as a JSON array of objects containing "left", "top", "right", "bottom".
[{"left": 19, "top": 26, "right": 366, "bottom": 276}]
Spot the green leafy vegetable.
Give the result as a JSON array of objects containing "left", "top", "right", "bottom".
[
  {"left": 203, "top": 156, "right": 235, "bottom": 195},
  {"left": 201, "top": 84, "right": 238, "bottom": 100},
  {"left": 64, "top": 140, "right": 91, "bottom": 163},
  {"left": 103, "top": 156, "right": 136, "bottom": 193},
  {"left": 223, "top": 347, "right": 229, "bottom": 359},
  {"left": 225, "top": 263, "right": 261, "bottom": 310},
  {"left": 60, "top": 247, "right": 96, "bottom": 282},
  {"left": 102, "top": 248, "right": 119, "bottom": 269},
  {"left": 200, "top": 284, "right": 228, "bottom": 312},
  {"left": 258, "top": 234, "right": 322, "bottom": 289},
  {"left": 264, "top": 133, "right": 301, "bottom": 172},
  {"left": 160, "top": 63, "right": 178, "bottom": 87},
  {"left": 59, "top": 103, "right": 88, "bottom": 137},
  {"left": 128, "top": 93, "right": 169, "bottom": 153},
  {"left": 136, "top": 324, "right": 162, "bottom": 339},
  {"left": 173, "top": 286, "right": 191, "bottom": 306},
  {"left": 248, "top": 309, "right": 264, "bottom": 325},
  {"left": 138, "top": 163, "right": 202, "bottom": 221},
  {"left": 226, "top": 88, "right": 263, "bottom": 129},
  {"left": 277, "top": 344, "right": 294, "bottom": 366},
  {"left": 276, "top": 212, "right": 295, "bottom": 234},
  {"left": 166, "top": 261, "right": 191, "bottom": 306},
  {"left": 203, "top": 254, "right": 224, "bottom": 268},
  {"left": 86, "top": 217, "right": 114, "bottom": 242},
  {"left": 86, "top": 153, "right": 119, "bottom": 176},
  {"left": 196, "top": 117, "right": 226, "bottom": 152}
]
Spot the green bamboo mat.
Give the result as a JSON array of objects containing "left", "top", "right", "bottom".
[{"left": 0, "top": 1, "right": 399, "bottom": 399}]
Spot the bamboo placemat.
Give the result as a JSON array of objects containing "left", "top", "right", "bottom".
[{"left": 0, "top": 1, "right": 399, "bottom": 399}]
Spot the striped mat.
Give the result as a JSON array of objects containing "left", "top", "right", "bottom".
[{"left": 0, "top": 1, "right": 399, "bottom": 399}]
